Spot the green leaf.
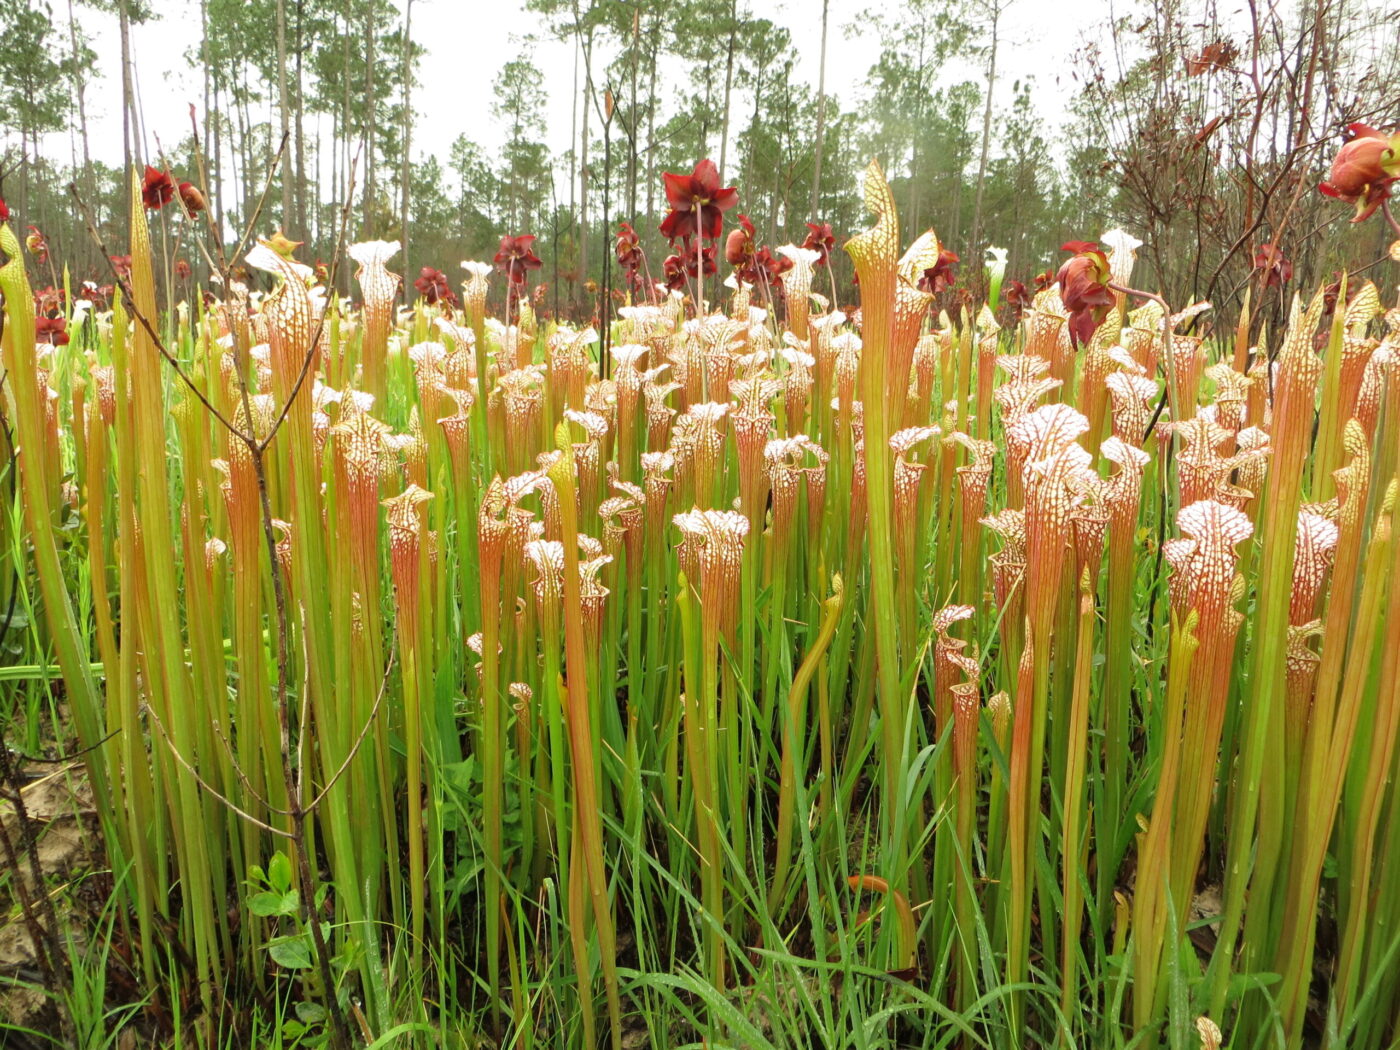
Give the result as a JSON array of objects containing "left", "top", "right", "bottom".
[
  {"left": 248, "top": 890, "right": 300, "bottom": 918},
  {"left": 268, "top": 851, "right": 294, "bottom": 894},
  {"left": 268, "top": 935, "right": 312, "bottom": 970},
  {"left": 295, "top": 1001, "right": 327, "bottom": 1025}
]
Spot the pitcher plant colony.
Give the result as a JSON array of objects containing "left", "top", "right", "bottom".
[{"left": 3, "top": 125, "right": 1400, "bottom": 1049}]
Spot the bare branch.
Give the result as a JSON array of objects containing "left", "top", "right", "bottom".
[{"left": 143, "top": 702, "right": 293, "bottom": 839}]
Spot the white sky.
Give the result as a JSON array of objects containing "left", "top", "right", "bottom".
[{"left": 37, "top": 0, "right": 1102, "bottom": 177}]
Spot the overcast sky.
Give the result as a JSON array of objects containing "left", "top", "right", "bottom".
[{"left": 37, "top": 0, "right": 1109, "bottom": 178}]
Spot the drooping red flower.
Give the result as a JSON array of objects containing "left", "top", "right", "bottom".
[
  {"left": 661, "top": 252, "right": 688, "bottom": 291},
  {"left": 25, "top": 226, "right": 49, "bottom": 266},
  {"left": 413, "top": 265, "right": 457, "bottom": 306},
  {"left": 680, "top": 238, "right": 717, "bottom": 280},
  {"left": 142, "top": 165, "right": 176, "bottom": 210},
  {"left": 493, "top": 234, "right": 542, "bottom": 286},
  {"left": 1033, "top": 269, "right": 1055, "bottom": 292},
  {"left": 175, "top": 258, "right": 192, "bottom": 281},
  {"left": 802, "top": 221, "right": 836, "bottom": 267},
  {"left": 659, "top": 159, "right": 738, "bottom": 243},
  {"left": 1055, "top": 241, "right": 1115, "bottom": 347},
  {"left": 0, "top": 197, "right": 9, "bottom": 223},
  {"left": 1321, "top": 273, "right": 1350, "bottom": 316},
  {"left": 918, "top": 248, "right": 960, "bottom": 294},
  {"left": 36, "top": 314, "right": 70, "bottom": 346},
  {"left": 722, "top": 212, "right": 756, "bottom": 268},
  {"left": 748, "top": 245, "right": 792, "bottom": 302},
  {"left": 615, "top": 222, "right": 642, "bottom": 273},
  {"left": 757, "top": 245, "right": 792, "bottom": 283},
  {"left": 178, "top": 181, "right": 207, "bottom": 216},
  {"left": 1252, "top": 243, "right": 1293, "bottom": 288},
  {"left": 1319, "top": 124, "right": 1399, "bottom": 223},
  {"left": 110, "top": 255, "right": 133, "bottom": 279},
  {"left": 1003, "top": 279, "right": 1032, "bottom": 321}
]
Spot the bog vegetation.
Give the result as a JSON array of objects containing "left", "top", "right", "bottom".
[
  {"left": 2, "top": 125, "right": 1400, "bottom": 1048},
  {"left": 4, "top": 2, "right": 1400, "bottom": 1049}
]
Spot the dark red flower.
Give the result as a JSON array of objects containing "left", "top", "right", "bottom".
[
  {"left": 493, "top": 234, "right": 542, "bottom": 286},
  {"left": 757, "top": 245, "right": 792, "bottom": 283},
  {"left": 615, "top": 222, "right": 642, "bottom": 273},
  {"left": 1033, "top": 269, "right": 1055, "bottom": 292},
  {"left": 744, "top": 245, "right": 791, "bottom": 302},
  {"left": 81, "top": 280, "right": 110, "bottom": 309},
  {"left": 725, "top": 213, "right": 756, "bottom": 272},
  {"left": 36, "top": 314, "right": 69, "bottom": 346},
  {"left": 918, "top": 248, "right": 959, "bottom": 294},
  {"left": 679, "top": 238, "right": 717, "bottom": 280},
  {"left": 142, "top": 165, "right": 175, "bottom": 211},
  {"left": 802, "top": 222, "right": 836, "bottom": 267},
  {"left": 724, "top": 228, "right": 748, "bottom": 265},
  {"left": 661, "top": 253, "right": 687, "bottom": 291},
  {"left": 178, "top": 181, "right": 207, "bottom": 217},
  {"left": 25, "top": 226, "right": 49, "bottom": 266},
  {"left": 0, "top": 197, "right": 8, "bottom": 223},
  {"left": 659, "top": 159, "right": 738, "bottom": 243},
  {"left": 175, "top": 258, "right": 192, "bottom": 281},
  {"left": 1003, "top": 279, "right": 1032, "bottom": 321},
  {"left": 1055, "top": 241, "right": 1115, "bottom": 347},
  {"left": 1252, "top": 243, "right": 1292, "bottom": 288},
  {"left": 1319, "top": 124, "right": 1399, "bottom": 223},
  {"left": 414, "top": 265, "right": 457, "bottom": 306},
  {"left": 110, "top": 255, "right": 132, "bottom": 279},
  {"left": 1320, "top": 273, "right": 1353, "bottom": 316}
]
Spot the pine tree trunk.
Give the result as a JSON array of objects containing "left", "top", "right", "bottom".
[
  {"left": 277, "top": 0, "right": 292, "bottom": 227},
  {"left": 743, "top": 66, "right": 760, "bottom": 200},
  {"left": 330, "top": 106, "right": 340, "bottom": 243},
  {"left": 341, "top": 0, "right": 352, "bottom": 250},
  {"left": 68, "top": 0, "right": 96, "bottom": 265},
  {"left": 809, "top": 0, "right": 829, "bottom": 219},
  {"left": 579, "top": 43, "right": 591, "bottom": 289},
  {"left": 719, "top": 0, "right": 737, "bottom": 178},
  {"left": 240, "top": 72, "right": 255, "bottom": 224},
  {"left": 363, "top": 5, "right": 377, "bottom": 231},
  {"left": 644, "top": 26, "right": 658, "bottom": 230},
  {"left": 569, "top": 35, "right": 578, "bottom": 221},
  {"left": 198, "top": 0, "right": 211, "bottom": 224},
  {"left": 627, "top": 8, "right": 639, "bottom": 219},
  {"left": 295, "top": 0, "right": 308, "bottom": 240},
  {"left": 118, "top": 0, "right": 135, "bottom": 195},
  {"left": 400, "top": 0, "right": 413, "bottom": 274},
  {"left": 212, "top": 81, "right": 225, "bottom": 235},
  {"left": 968, "top": 1, "right": 1000, "bottom": 270}
]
